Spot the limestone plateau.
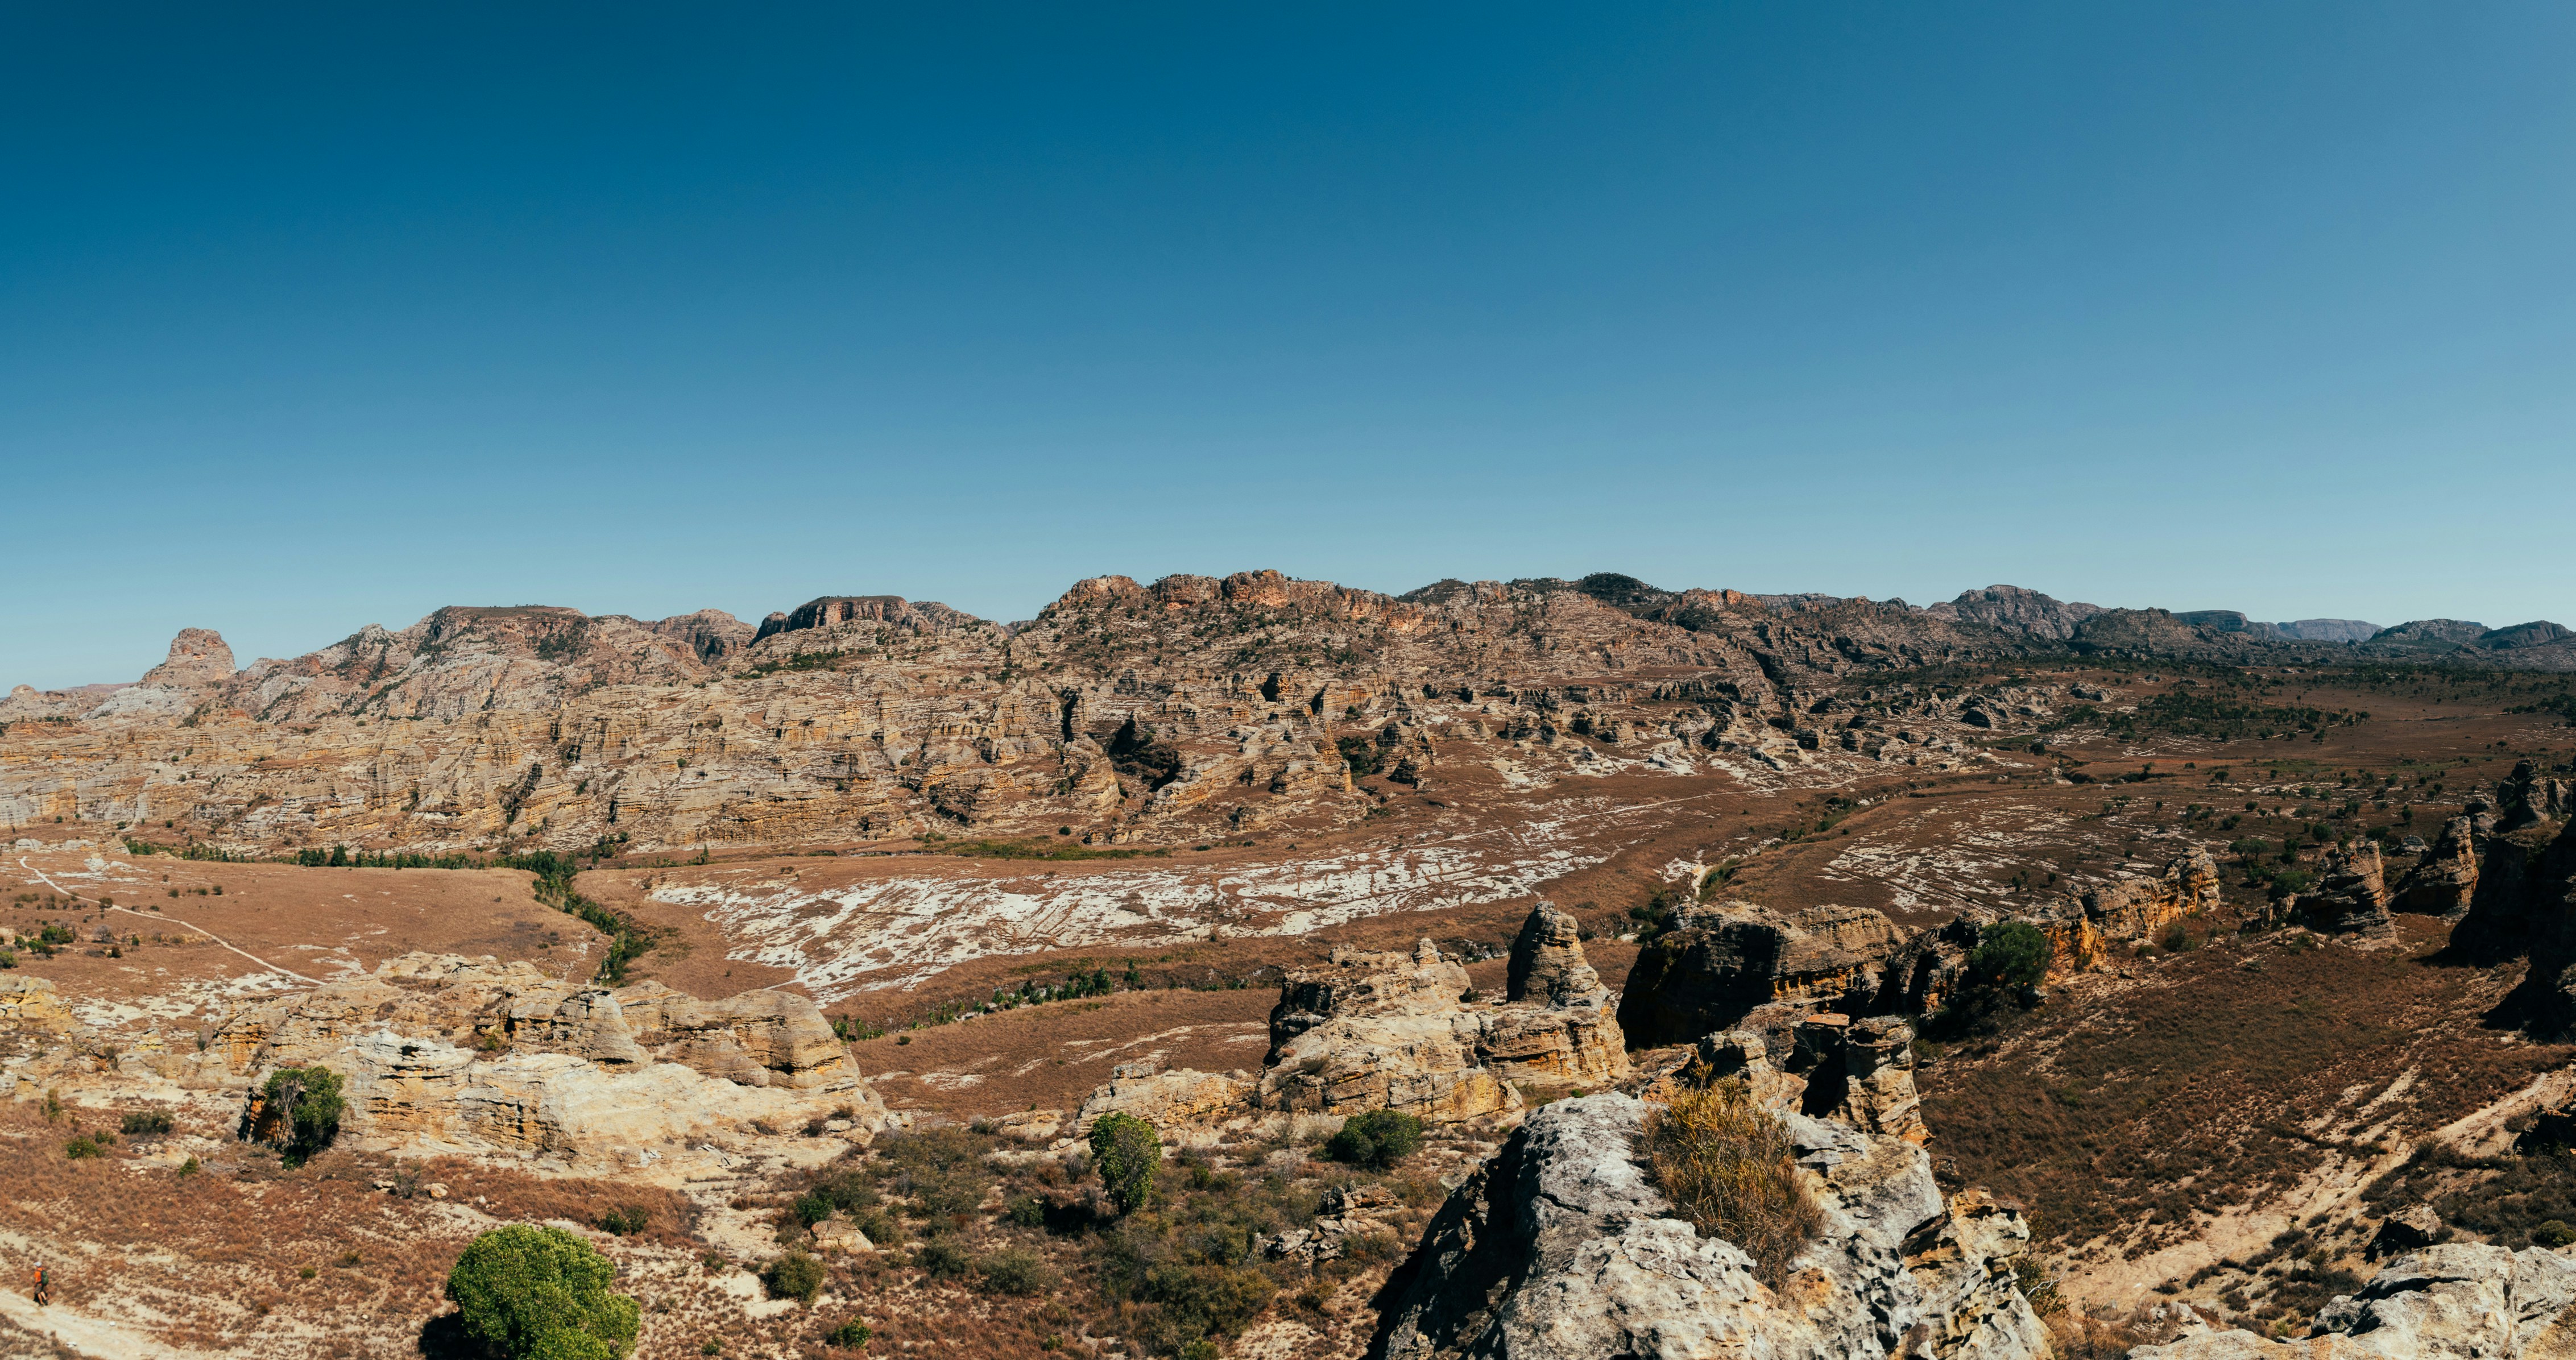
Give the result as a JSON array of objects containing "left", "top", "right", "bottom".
[{"left": 6, "top": 570, "right": 2570, "bottom": 856}]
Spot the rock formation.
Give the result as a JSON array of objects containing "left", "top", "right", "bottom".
[
  {"left": 2501, "top": 759, "right": 2574, "bottom": 832},
  {"left": 1254, "top": 906, "right": 1627, "bottom": 1124},
  {"left": 1369, "top": 1091, "right": 2046, "bottom": 1359},
  {"left": 1505, "top": 901, "right": 1600, "bottom": 1006},
  {"left": 2293, "top": 841, "right": 2395, "bottom": 938},
  {"left": 2455, "top": 812, "right": 2576, "bottom": 1034},
  {"left": 2133, "top": 1243, "right": 2576, "bottom": 1358},
  {"left": 2395, "top": 816, "right": 2480, "bottom": 916},
  {"left": 214, "top": 952, "right": 883, "bottom": 1157},
  {"left": 1615, "top": 901, "right": 1908, "bottom": 1047},
  {"left": 1071, "top": 1061, "right": 1256, "bottom": 1143},
  {"left": 140, "top": 628, "right": 237, "bottom": 690}
]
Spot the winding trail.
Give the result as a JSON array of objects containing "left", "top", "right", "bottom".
[{"left": 15, "top": 855, "right": 319, "bottom": 985}]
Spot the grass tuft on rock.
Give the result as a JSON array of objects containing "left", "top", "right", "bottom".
[{"left": 1643, "top": 1079, "right": 1823, "bottom": 1291}]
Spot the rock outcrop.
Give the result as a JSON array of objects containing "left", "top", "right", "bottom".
[
  {"left": 2132, "top": 1243, "right": 2576, "bottom": 1358},
  {"left": 1261, "top": 940, "right": 1521, "bottom": 1124},
  {"left": 2501, "top": 760, "right": 2574, "bottom": 832},
  {"left": 1505, "top": 901, "right": 1600, "bottom": 1006},
  {"left": 2395, "top": 816, "right": 2481, "bottom": 916},
  {"left": 1258, "top": 907, "right": 1627, "bottom": 1123},
  {"left": 0, "top": 976, "right": 75, "bottom": 1037},
  {"left": 215, "top": 953, "right": 882, "bottom": 1157},
  {"left": 1616, "top": 902, "right": 1907, "bottom": 1047},
  {"left": 1072, "top": 1062, "right": 1255, "bottom": 1142},
  {"left": 1369, "top": 1092, "right": 2047, "bottom": 1359},
  {"left": 2294, "top": 842, "right": 2395, "bottom": 938},
  {"left": 2456, "top": 814, "right": 2576, "bottom": 1034}
]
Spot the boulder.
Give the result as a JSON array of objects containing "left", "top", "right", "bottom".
[
  {"left": 1616, "top": 902, "right": 1908, "bottom": 1047},
  {"left": 2294, "top": 842, "right": 2395, "bottom": 938},
  {"left": 2395, "top": 816, "right": 2480, "bottom": 917},
  {"left": 2132, "top": 1244, "right": 2576, "bottom": 1358},
  {"left": 1368, "top": 1094, "right": 2047, "bottom": 1360}
]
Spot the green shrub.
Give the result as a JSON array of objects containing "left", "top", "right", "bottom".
[
  {"left": 916, "top": 1239, "right": 973, "bottom": 1279},
  {"left": 1326, "top": 1110, "right": 1426, "bottom": 1170},
  {"left": 1089, "top": 1112, "right": 1163, "bottom": 1215},
  {"left": 2538, "top": 1220, "right": 2576, "bottom": 1249},
  {"left": 762, "top": 1252, "right": 826, "bottom": 1303},
  {"left": 597, "top": 1206, "right": 651, "bottom": 1236},
  {"left": 64, "top": 1134, "right": 106, "bottom": 1159},
  {"left": 824, "top": 1318, "right": 873, "bottom": 1349},
  {"left": 445, "top": 1225, "right": 640, "bottom": 1360},
  {"left": 256, "top": 1065, "right": 346, "bottom": 1167},
  {"left": 120, "top": 1110, "right": 175, "bottom": 1135},
  {"left": 1135, "top": 1261, "right": 1275, "bottom": 1354},
  {"left": 978, "top": 1247, "right": 1058, "bottom": 1296},
  {"left": 1643, "top": 1079, "right": 1823, "bottom": 1291}
]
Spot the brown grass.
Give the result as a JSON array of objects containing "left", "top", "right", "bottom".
[
  {"left": 1918, "top": 917, "right": 2569, "bottom": 1255},
  {"left": 1642, "top": 1079, "right": 1824, "bottom": 1290}
]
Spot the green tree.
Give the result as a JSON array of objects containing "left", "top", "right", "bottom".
[
  {"left": 257, "top": 1065, "right": 346, "bottom": 1167},
  {"left": 445, "top": 1225, "right": 640, "bottom": 1359},
  {"left": 1967, "top": 921, "right": 2052, "bottom": 996},
  {"left": 1088, "top": 1112, "right": 1162, "bottom": 1215}
]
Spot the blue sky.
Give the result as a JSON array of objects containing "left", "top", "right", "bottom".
[{"left": 5, "top": 3, "right": 2572, "bottom": 688}]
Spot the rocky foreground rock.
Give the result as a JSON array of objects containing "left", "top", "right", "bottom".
[{"left": 1368, "top": 1092, "right": 2045, "bottom": 1359}]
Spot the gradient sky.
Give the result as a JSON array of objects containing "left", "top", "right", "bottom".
[{"left": 6, "top": 3, "right": 2573, "bottom": 689}]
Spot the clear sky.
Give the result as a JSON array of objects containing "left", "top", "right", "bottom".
[{"left": 6, "top": 3, "right": 2573, "bottom": 689}]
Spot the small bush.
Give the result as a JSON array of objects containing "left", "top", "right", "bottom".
[
  {"left": 2537, "top": 1220, "right": 2576, "bottom": 1248},
  {"left": 1326, "top": 1110, "right": 1426, "bottom": 1170},
  {"left": 763, "top": 1252, "right": 826, "bottom": 1303},
  {"left": 64, "top": 1134, "right": 107, "bottom": 1160},
  {"left": 825, "top": 1318, "right": 873, "bottom": 1349},
  {"left": 597, "top": 1205, "right": 652, "bottom": 1236},
  {"left": 979, "top": 1247, "right": 1058, "bottom": 1296},
  {"left": 1643, "top": 1079, "right": 1823, "bottom": 1291},
  {"left": 445, "top": 1225, "right": 641, "bottom": 1360},
  {"left": 1089, "top": 1112, "right": 1163, "bottom": 1216},
  {"left": 121, "top": 1110, "right": 175, "bottom": 1135},
  {"left": 917, "top": 1239, "right": 974, "bottom": 1279}
]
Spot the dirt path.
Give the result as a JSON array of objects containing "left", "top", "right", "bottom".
[
  {"left": 16, "top": 856, "right": 321, "bottom": 985},
  {"left": 0, "top": 1288, "right": 218, "bottom": 1359}
]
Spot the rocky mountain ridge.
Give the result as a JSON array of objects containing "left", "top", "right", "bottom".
[{"left": 5, "top": 570, "right": 2571, "bottom": 860}]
